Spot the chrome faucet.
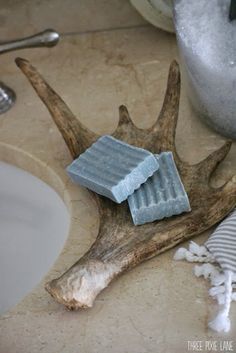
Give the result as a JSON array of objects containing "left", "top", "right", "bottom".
[{"left": 0, "top": 29, "right": 59, "bottom": 114}]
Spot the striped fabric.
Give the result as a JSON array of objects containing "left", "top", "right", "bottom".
[
  {"left": 174, "top": 208, "right": 236, "bottom": 332},
  {"left": 205, "top": 209, "right": 236, "bottom": 272}
]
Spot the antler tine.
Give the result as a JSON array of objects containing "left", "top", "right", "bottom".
[
  {"left": 15, "top": 57, "right": 98, "bottom": 159},
  {"left": 113, "top": 105, "right": 139, "bottom": 140},
  {"left": 197, "top": 141, "right": 232, "bottom": 181},
  {"left": 153, "top": 60, "right": 180, "bottom": 151},
  {"left": 118, "top": 105, "right": 135, "bottom": 127},
  {"left": 215, "top": 174, "right": 236, "bottom": 202}
]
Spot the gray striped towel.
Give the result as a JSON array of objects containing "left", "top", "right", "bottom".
[
  {"left": 206, "top": 210, "right": 236, "bottom": 273},
  {"left": 174, "top": 208, "right": 236, "bottom": 333}
]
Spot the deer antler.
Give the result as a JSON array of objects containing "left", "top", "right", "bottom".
[{"left": 16, "top": 58, "right": 236, "bottom": 310}]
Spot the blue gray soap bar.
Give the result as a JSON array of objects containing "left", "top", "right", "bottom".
[
  {"left": 128, "top": 152, "right": 191, "bottom": 225},
  {"left": 67, "top": 135, "right": 159, "bottom": 203}
]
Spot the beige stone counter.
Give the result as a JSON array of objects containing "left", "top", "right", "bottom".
[{"left": 0, "top": 23, "right": 236, "bottom": 353}]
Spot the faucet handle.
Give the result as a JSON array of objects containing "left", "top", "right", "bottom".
[
  {"left": 0, "top": 29, "right": 59, "bottom": 55},
  {"left": 0, "top": 81, "right": 16, "bottom": 114}
]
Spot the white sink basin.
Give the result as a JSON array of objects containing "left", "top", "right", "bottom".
[{"left": 0, "top": 161, "right": 70, "bottom": 315}]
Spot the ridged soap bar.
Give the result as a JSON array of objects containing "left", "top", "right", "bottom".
[
  {"left": 128, "top": 152, "right": 191, "bottom": 225},
  {"left": 67, "top": 135, "right": 159, "bottom": 203}
]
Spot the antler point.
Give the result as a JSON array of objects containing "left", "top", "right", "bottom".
[
  {"left": 117, "top": 104, "right": 134, "bottom": 127},
  {"left": 15, "top": 57, "right": 29, "bottom": 67}
]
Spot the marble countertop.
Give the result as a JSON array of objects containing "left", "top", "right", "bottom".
[{"left": 0, "top": 19, "right": 236, "bottom": 353}]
